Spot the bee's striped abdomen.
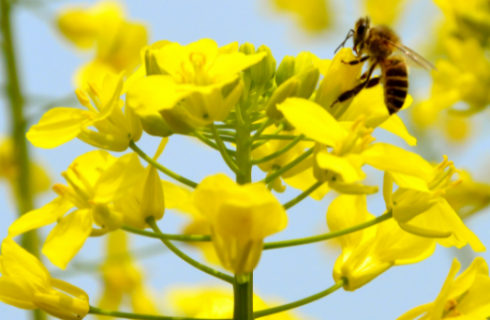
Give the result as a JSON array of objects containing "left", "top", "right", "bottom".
[{"left": 382, "top": 59, "right": 408, "bottom": 115}]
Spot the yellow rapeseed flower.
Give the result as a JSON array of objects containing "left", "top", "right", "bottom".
[
  {"left": 386, "top": 157, "right": 485, "bottom": 252},
  {"left": 8, "top": 150, "right": 144, "bottom": 269},
  {"left": 58, "top": 1, "right": 148, "bottom": 88},
  {"left": 0, "top": 238, "right": 89, "bottom": 320},
  {"left": 27, "top": 72, "right": 142, "bottom": 151},
  {"left": 277, "top": 98, "right": 429, "bottom": 195},
  {"left": 397, "top": 257, "right": 490, "bottom": 320},
  {"left": 328, "top": 195, "right": 435, "bottom": 291},
  {"left": 127, "top": 39, "right": 265, "bottom": 133},
  {"left": 191, "top": 174, "right": 287, "bottom": 277}
]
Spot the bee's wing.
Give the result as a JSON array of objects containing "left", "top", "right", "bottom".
[{"left": 388, "top": 41, "right": 437, "bottom": 72}]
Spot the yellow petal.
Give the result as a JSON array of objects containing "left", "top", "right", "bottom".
[
  {"left": 0, "top": 278, "right": 37, "bottom": 309},
  {"left": 93, "top": 153, "right": 145, "bottom": 203},
  {"left": 326, "top": 195, "right": 373, "bottom": 252},
  {"left": 432, "top": 258, "right": 461, "bottom": 319},
  {"left": 42, "top": 209, "right": 93, "bottom": 269},
  {"left": 396, "top": 303, "right": 433, "bottom": 320},
  {"left": 192, "top": 174, "right": 236, "bottom": 221},
  {"left": 277, "top": 98, "right": 347, "bottom": 146},
  {"left": 2, "top": 238, "right": 50, "bottom": 289},
  {"left": 379, "top": 113, "right": 417, "bottom": 146},
  {"left": 140, "top": 166, "right": 165, "bottom": 221},
  {"left": 316, "top": 150, "right": 365, "bottom": 183},
  {"left": 389, "top": 172, "right": 430, "bottom": 192},
  {"left": 362, "top": 143, "right": 434, "bottom": 181},
  {"left": 26, "top": 108, "right": 88, "bottom": 148},
  {"left": 8, "top": 197, "right": 74, "bottom": 237}
]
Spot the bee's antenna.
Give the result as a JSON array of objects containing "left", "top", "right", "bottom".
[{"left": 334, "top": 29, "right": 354, "bottom": 54}]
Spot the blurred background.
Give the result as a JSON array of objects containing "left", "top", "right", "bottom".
[{"left": 1, "top": 0, "right": 490, "bottom": 319}]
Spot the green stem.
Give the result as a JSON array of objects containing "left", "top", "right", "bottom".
[
  {"left": 234, "top": 275, "right": 254, "bottom": 320},
  {"left": 263, "top": 210, "right": 393, "bottom": 250},
  {"left": 282, "top": 181, "right": 324, "bottom": 210},
  {"left": 251, "top": 134, "right": 304, "bottom": 165},
  {"left": 122, "top": 225, "right": 211, "bottom": 242},
  {"left": 1, "top": 2, "right": 44, "bottom": 320},
  {"left": 146, "top": 217, "right": 233, "bottom": 284},
  {"left": 262, "top": 148, "right": 313, "bottom": 184},
  {"left": 211, "top": 124, "right": 241, "bottom": 175},
  {"left": 234, "top": 101, "right": 254, "bottom": 320},
  {"left": 252, "top": 279, "right": 345, "bottom": 318},
  {"left": 129, "top": 141, "right": 198, "bottom": 189},
  {"left": 192, "top": 131, "right": 236, "bottom": 155},
  {"left": 89, "top": 306, "right": 231, "bottom": 320},
  {"left": 124, "top": 211, "right": 392, "bottom": 251}
]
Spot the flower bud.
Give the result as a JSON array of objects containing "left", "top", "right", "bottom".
[
  {"left": 239, "top": 42, "right": 255, "bottom": 56},
  {"left": 140, "top": 166, "right": 165, "bottom": 221},
  {"left": 276, "top": 56, "right": 295, "bottom": 86},
  {"left": 266, "top": 78, "right": 300, "bottom": 119},
  {"left": 295, "top": 65, "right": 320, "bottom": 99},
  {"left": 140, "top": 113, "right": 173, "bottom": 137},
  {"left": 250, "top": 45, "right": 276, "bottom": 86}
]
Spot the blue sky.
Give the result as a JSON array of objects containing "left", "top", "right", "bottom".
[{"left": 1, "top": 0, "right": 490, "bottom": 319}]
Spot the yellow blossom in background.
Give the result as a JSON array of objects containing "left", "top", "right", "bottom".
[
  {"left": 397, "top": 257, "right": 490, "bottom": 320},
  {"left": 97, "top": 230, "right": 157, "bottom": 318},
  {"left": 127, "top": 39, "right": 265, "bottom": 133},
  {"left": 444, "top": 170, "right": 490, "bottom": 219},
  {"left": 191, "top": 174, "right": 287, "bottom": 277},
  {"left": 365, "top": 0, "right": 407, "bottom": 25},
  {"left": 328, "top": 195, "right": 435, "bottom": 291},
  {"left": 0, "top": 138, "right": 50, "bottom": 196},
  {"left": 168, "top": 285, "right": 302, "bottom": 319},
  {"left": 57, "top": 0, "right": 148, "bottom": 88},
  {"left": 270, "top": 0, "right": 331, "bottom": 33},
  {"left": 385, "top": 157, "right": 485, "bottom": 252},
  {"left": 27, "top": 72, "right": 142, "bottom": 152},
  {"left": 0, "top": 238, "right": 89, "bottom": 320},
  {"left": 8, "top": 150, "right": 144, "bottom": 269}
]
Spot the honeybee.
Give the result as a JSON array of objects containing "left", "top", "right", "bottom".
[{"left": 333, "top": 17, "right": 436, "bottom": 115}]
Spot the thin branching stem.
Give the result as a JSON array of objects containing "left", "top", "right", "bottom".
[
  {"left": 282, "top": 181, "right": 324, "bottom": 210},
  {"left": 252, "top": 279, "right": 346, "bottom": 318},
  {"left": 251, "top": 134, "right": 304, "bottom": 165},
  {"left": 262, "top": 148, "right": 313, "bottom": 184},
  {"left": 147, "top": 217, "right": 234, "bottom": 284},
  {"left": 130, "top": 141, "right": 198, "bottom": 188},
  {"left": 89, "top": 306, "right": 231, "bottom": 320},
  {"left": 212, "top": 123, "right": 242, "bottom": 175}
]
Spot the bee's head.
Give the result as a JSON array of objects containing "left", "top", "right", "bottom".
[{"left": 353, "top": 17, "right": 370, "bottom": 54}]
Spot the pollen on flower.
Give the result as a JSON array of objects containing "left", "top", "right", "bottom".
[{"left": 443, "top": 298, "right": 461, "bottom": 318}]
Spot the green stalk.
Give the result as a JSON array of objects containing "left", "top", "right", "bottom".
[
  {"left": 282, "top": 181, "right": 324, "bottom": 210},
  {"left": 252, "top": 279, "right": 345, "bottom": 318},
  {"left": 262, "top": 148, "right": 313, "bottom": 184},
  {"left": 0, "top": 2, "right": 44, "bottom": 320},
  {"left": 211, "top": 124, "right": 241, "bottom": 175},
  {"left": 264, "top": 210, "right": 393, "bottom": 250},
  {"left": 251, "top": 134, "right": 304, "bottom": 165},
  {"left": 233, "top": 101, "right": 254, "bottom": 320},
  {"left": 130, "top": 141, "right": 198, "bottom": 188},
  {"left": 89, "top": 306, "right": 231, "bottom": 320},
  {"left": 146, "top": 217, "right": 233, "bottom": 284},
  {"left": 248, "top": 118, "right": 273, "bottom": 146},
  {"left": 122, "top": 225, "right": 211, "bottom": 242},
  {"left": 193, "top": 131, "right": 236, "bottom": 155}
]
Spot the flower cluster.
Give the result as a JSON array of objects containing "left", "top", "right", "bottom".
[{"left": 1, "top": 2, "right": 488, "bottom": 320}]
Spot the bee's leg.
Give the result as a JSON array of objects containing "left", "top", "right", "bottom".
[
  {"left": 366, "top": 76, "right": 380, "bottom": 88},
  {"left": 331, "top": 63, "right": 378, "bottom": 107},
  {"left": 341, "top": 55, "right": 370, "bottom": 65}
]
